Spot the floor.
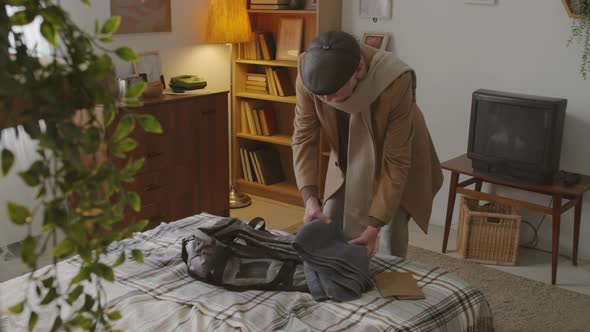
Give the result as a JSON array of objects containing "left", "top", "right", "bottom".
[{"left": 231, "top": 195, "right": 590, "bottom": 296}]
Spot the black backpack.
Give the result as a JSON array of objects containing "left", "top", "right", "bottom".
[{"left": 181, "top": 217, "right": 307, "bottom": 292}]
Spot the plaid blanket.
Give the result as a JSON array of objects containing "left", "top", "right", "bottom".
[{"left": 1, "top": 213, "right": 493, "bottom": 331}]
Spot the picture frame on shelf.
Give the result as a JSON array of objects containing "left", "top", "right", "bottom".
[
  {"left": 361, "top": 32, "right": 389, "bottom": 50},
  {"left": 276, "top": 18, "right": 304, "bottom": 61},
  {"left": 133, "top": 51, "right": 162, "bottom": 83}
]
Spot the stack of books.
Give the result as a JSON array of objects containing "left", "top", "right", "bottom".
[
  {"left": 240, "top": 101, "right": 277, "bottom": 136},
  {"left": 240, "top": 146, "right": 285, "bottom": 185},
  {"left": 246, "top": 73, "right": 268, "bottom": 94},
  {"left": 242, "top": 31, "right": 276, "bottom": 60},
  {"left": 266, "top": 67, "right": 295, "bottom": 97},
  {"left": 250, "top": 0, "right": 290, "bottom": 10}
]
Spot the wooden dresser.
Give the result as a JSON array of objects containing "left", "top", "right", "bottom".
[{"left": 116, "top": 91, "right": 229, "bottom": 230}]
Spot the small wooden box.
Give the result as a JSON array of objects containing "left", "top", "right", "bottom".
[{"left": 457, "top": 195, "right": 522, "bottom": 266}]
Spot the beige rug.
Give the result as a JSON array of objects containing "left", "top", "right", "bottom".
[{"left": 407, "top": 246, "right": 590, "bottom": 332}]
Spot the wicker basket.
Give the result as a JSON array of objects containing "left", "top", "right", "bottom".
[{"left": 457, "top": 195, "right": 522, "bottom": 266}]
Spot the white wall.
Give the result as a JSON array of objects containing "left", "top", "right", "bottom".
[
  {"left": 0, "top": 0, "right": 230, "bottom": 246},
  {"left": 343, "top": 0, "right": 590, "bottom": 259}
]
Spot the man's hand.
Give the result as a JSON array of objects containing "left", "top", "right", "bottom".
[
  {"left": 348, "top": 225, "right": 381, "bottom": 256},
  {"left": 303, "top": 197, "right": 332, "bottom": 225}
]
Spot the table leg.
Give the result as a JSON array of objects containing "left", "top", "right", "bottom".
[
  {"left": 474, "top": 179, "right": 483, "bottom": 192},
  {"left": 573, "top": 194, "right": 583, "bottom": 266},
  {"left": 442, "top": 172, "right": 460, "bottom": 254},
  {"left": 551, "top": 194, "right": 562, "bottom": 285}
]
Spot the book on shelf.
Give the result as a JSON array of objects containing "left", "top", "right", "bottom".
[
  {"left": 257, "top": 32, "right": 276, "bottom": 60},
  {"left": 272, "top": 68, "right": 295, "bottom": 96},
  {"left": 247, "top": 73, "right": 267, "bottom": 82},
  {"left": 260, "top": 108, "right": 276, "bottom": 135},
  {"left": 240, "top": 100, "right": 277, "bottom": 136},
  {"left": 240, "top": 102, "right": 249, "bottom": 134},
  {"left": 250, "top": 4, "right": 290, "bottom": 10},
  {"left": 249, "top": 150, "right": 264, "bottom": 184},
  {"left": 255, "top": 147, "right": 285, "bottom": 185},
  {"left": 243, "top": 101, "right": 258, "bottom": 135},
  {"left": 246, "top": 85, "right": 268, "bottom": 94},
  {"left": 246, "top": 80, "right": 267, "bottom": 87},
  {"left": 266, "top": 67, "right": 278, "bottom": 96},
  {"left": 240, "top": 148, "right": 252, "bottom": 182}
]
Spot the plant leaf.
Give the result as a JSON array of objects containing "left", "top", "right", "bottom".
[
  {"left": 66, "top": 285, "right": 84, "bottom": 305},
  {"left": 49, "top": 316, "right": 63, "bottom": 332},
  {"left": 40, "top": 21, "right": 58, "bottom": 45},
  {"left": 2, "top": 149, "right": 15, "bottom": 176},
  {"left": 42, "top": 276, "right": 54, "bottom": 288},
  {"left": 97, "top": 263, "right": 115, "bottom": 282},
  {"left": 28, "top": 311, "right": 38, "bottom": 332},
  {"left": 10, "top": 11, "right": 34, "bottom": 26},
  {"left": 138, "top": 114, "right": 163, "bottom": 133},
  {"left": 111, "top": 114, "right": 135, "bottom": 142},
  {"left": 40, "top": 287, "right": 58, "bottom": 305},
  {"left": 131, "top": 249, "right": 144, "bottom": 264},
  {"left": 127, "top": 192, "right": 141, "bottom": 212},
  {"left": 115, "top": 47, "right": 138, "bottom": 62},
  {"left": 82, "top": 294, "right": 96, "bottom": 311},
  {"left": 8, "top": 300, "right": 25, "bottom": 314},
  {"left": 101, "top": 16, "right": 121, "bottom": 35},
  {"left": 117, "top": 137, "right": 137, "bottom": 153},
  {"left": 130, "top": 219, "right": 149, "bottom": 233},
  {"left": 21, "top": 236, "right": 36, "bottom": 269},
  {"left": 107, "top": 310, "right": 122, "bottom": 321},
  {"left": 125, "top": 81, "right": 146, "bottom": 99},
  {"left": 112, "top": 251, "right": 125, "bottom": 268},
  {"left": 52, "top": 239, "right": 74, "bottom": 257},
  {"left": 7, "top": 202, "right": 32, "bottom": 225},
  {"left": 126, "top": 158, "right": 145, "bottom": 174}
]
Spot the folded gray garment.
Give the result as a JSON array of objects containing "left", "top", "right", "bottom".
[{"left": 294, "top": 220, "right": 372, "bottom": 302}]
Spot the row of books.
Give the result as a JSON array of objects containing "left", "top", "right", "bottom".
[
  {"left": 240, "top": 146, "right": 285, "bottom": 185},
  {"left": 246, "top": 68, "right": 294, "bottom": 97},
  {"left": 240, "top": 101, "right": 277, "bottom": 136},
  {"left": 250, "top": 0, "right": 290, "bottom": 10},
  {"left": 243, "top": 31, "right": 276, "bottom": 60}
]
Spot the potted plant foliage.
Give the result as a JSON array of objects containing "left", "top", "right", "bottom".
[
  {"left": 1, "top": 0, "right": 161, "bottom": 330},
  {"left": 565, "top": 0, "right": 590, "bottom": 79}
]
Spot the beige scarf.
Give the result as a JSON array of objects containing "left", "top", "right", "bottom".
[{"left": 323, "top": 50, "right": 413, "bottom": 237}]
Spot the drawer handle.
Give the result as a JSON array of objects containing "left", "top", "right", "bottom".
[{"left": 145, "top": 184, "right": 163, "bottom": 192}]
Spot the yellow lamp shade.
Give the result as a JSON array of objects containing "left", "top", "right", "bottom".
[{"left": 206, "top": 0, "right": 252, "bottom": 44}]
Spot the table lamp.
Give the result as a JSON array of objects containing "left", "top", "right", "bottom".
[{"left": 206, "top": 0, "right": 253, "bottom": 208}]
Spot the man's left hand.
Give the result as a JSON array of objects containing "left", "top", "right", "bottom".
[{"left": 348, "top": 225, "right": 381, "bottom": 256}]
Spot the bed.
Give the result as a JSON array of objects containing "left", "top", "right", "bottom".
[{"left": 0, "top": 213, "right": 494, "bottom": 331}]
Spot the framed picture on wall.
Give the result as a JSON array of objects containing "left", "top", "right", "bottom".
[
  {"left": 276, "top": 18, "right": 304, "bottom": 61},
  {"left": 361, "top": 32, "right": 389, "bottom": 50},
  {"left": 359, "top": 0, "right": 392, "bottom": 19},
  {"left": 110, "top": 0, "right": 172, "bottom": 34},
  {"left": 133, "top": 51, "right": 162, "bottom": 83}
]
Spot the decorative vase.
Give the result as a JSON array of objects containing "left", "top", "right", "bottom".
[{"left": 142, "top": 81, "right": 163, "bottom": 98}]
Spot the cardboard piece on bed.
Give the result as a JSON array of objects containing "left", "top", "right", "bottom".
[{"left": 374, "top": 271, "right": 425, "bottom": 300}]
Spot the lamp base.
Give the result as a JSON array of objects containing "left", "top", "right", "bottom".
[{"left": 229, "top": 185, "right": 252, "bottom": 209}]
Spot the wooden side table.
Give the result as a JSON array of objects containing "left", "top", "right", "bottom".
[{"left": 441, "top": 154, "right": 590, "bottom": 285}]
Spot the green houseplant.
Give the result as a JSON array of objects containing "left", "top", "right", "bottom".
[
  {"left": 1, "top": 0, "right": 161, "bottom": 330},
  {"left": 566, "top": 0, "right": 590, "bottom": 79}
]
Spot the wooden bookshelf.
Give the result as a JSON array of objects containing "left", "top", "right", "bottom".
[{"left": 232, "top": 0, "right": 342, "bottom": 207}]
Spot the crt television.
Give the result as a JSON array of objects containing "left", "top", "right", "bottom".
[{"left": 467, "top": 89, "right": 567, "bottom": 185}]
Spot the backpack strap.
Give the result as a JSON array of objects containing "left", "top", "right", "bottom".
[{"left": 248, "top": 217, "right": 266, "bottom": 231}]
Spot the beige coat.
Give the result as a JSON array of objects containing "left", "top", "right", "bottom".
[{"left": 292, "top": 45, "right": 443, "bottom": 233}]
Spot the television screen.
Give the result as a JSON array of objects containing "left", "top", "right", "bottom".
[
  {"left": 472, "top": 101, "right": 550, "bottom": 165},
  {"left": 468, "top": 89, "right": 567, "bottom": 184}
]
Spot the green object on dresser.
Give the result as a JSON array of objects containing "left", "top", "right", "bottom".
[{"left": 169, "top": 75, "right": 208, "bottom": 90}]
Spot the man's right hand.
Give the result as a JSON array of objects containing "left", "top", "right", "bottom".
[{"left": 303, "top": 197, "right": 332, "bottom": 225}]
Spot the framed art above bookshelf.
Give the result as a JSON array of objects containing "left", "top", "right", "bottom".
[{"left": 232, "top": 0, "right": 342, "bottom": 206}]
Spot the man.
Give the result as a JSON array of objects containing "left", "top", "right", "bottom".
[{"left": 292, "top": 31, "right": 443, "bottom": 258}]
